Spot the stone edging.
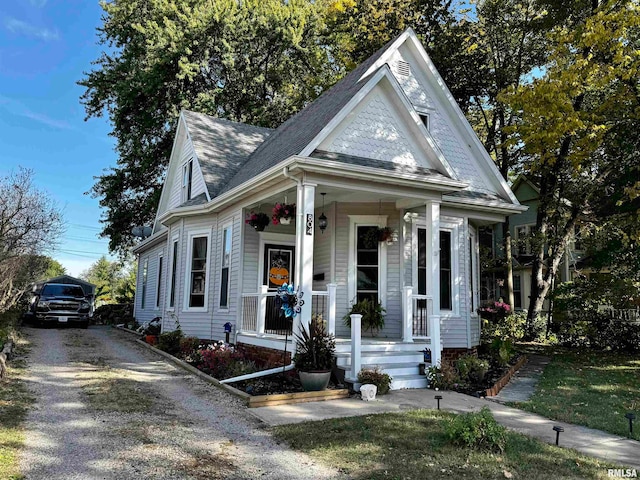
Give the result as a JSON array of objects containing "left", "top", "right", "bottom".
[
  {"left": 0, "top": 339, "right": 15, "bottom": 379},
  {"left": 113, "top": 325, "right": 143, "bottom": 336},
  {"left": 133, "top": 338, "right": 349, "bottom": 408},
  {"left": 485, "top": 355, "right": 528, "bottom": 397}
]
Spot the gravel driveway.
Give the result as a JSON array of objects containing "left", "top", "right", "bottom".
[{"left": 18, "top": 326, "right": 341, "bottom": 480}]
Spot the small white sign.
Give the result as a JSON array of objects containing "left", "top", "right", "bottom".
[{"left": 58, "top": 317, "right": 68, "bottom": 323}]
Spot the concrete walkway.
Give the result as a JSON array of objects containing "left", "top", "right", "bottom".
[
  {"left": 250, "top": 390, "right": 640, "bottom": 470},
  {"left": 489, "top": 354, "right": 550, "bottom": 403}
]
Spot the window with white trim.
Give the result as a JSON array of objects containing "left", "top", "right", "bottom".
[
  {"left": 141, "top": 258, "right": 148, "bottom": 309},
  {"left": 155, "top": 254, "right": 163, "bottom": 309},
  {"left": 168, "top": 239, "right": 178, "bottom": 308},
  {"left": 219, "top": 225, "right": 232, "bottom": 308},
  {"left": 187, "top": 235, "right": 208, "bottom": 308},
  {"left": 513, "top": 274, "right": 522, "bottom": 309},
  {"left": 356, "top": 225, "right": 380, "bottom": 303},
  {"left": 182, "top": 159, "right": 193, "bottom": 202}
]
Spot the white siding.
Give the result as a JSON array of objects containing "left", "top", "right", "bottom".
[
  {"left": 312, "top": 202, "right": 334, "bottom": 291},
  {"left": 134, "top": 242, "right": 166, "bottom": 325}
]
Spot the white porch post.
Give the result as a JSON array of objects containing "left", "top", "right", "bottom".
[
  {"left": 257, "top": 285, "right": 268, "bottom": 336},
  {"left": 292, "top": 182, "right": 316, "bottom": 339},
  {"left": 426, "top": 201, "right": 442, "bottom": 366},
  {"left": 347, "top": 313, "right": 362, "bottom": 383},
  {"left": 403, "top": 286, "right": 413, "bottom": 342},
  {"left": 327, "top": 283, "right": 337, "bottom": 336}
]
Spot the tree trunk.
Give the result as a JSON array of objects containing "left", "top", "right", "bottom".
[{"left": 503, "top": 218, "right": 515, "bottom": 309}]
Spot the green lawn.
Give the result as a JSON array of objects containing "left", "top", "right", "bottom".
[
  {"left": 509, "top": 350, "right": 640, "bottom": 441},
  {"left": 273, "top": 410, "right": 618, "bottom": 479}
]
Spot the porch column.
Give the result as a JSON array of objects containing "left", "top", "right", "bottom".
[
  {"left": 346, "top": 313, "right": 362, "bottom": 384},
  {"left": 402, "top": 286, "right": 413, "bottom": 342},
  {"left": 426, "top": 201, "right": 442, "bottom": 366},
  {"left": 257, "top": 285, "right": 268, "bottom": 336},
  {"left": 292, "top": 182, "right": 316, "bottom": 338},
  {"left": 327, "top": 283, "right": 337, "bottom": 336}
]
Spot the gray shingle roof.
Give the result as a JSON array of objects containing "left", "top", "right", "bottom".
[
  {"left": 311, "top": 150, "right": 453, "bottom": 181},
  {"left": 217, "top": 37, "right": 399, "bottom": 196},
  {"left": 178, "top": 192, "right": 208, "bottom": 208},
  {"left": 182, "top": 110, "right": 272, "bottom": 198}
]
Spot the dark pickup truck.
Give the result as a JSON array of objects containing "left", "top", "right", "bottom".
[{"left": 25, "top": 283, "right": 91, "bottom": 328}]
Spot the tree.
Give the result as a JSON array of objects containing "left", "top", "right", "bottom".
[
  {"left": 0, "top": 169, "right": 64, "bottom": 312},
  {"left": 41, "top": 258, "right": 66, "bottom": 280},
  {"left": 114, "top": 261, "right": 137, "bottom": 304},
  {"left": 464, "top": 0, "right": 551, "bottom": 308},
  {"left": 502, "top": 0, "right": 640, "bottom": 332},
  {"left": 81, "top": 256, "right": 124, "bottom": 305},
  {"left": 80, "top": 0, "right": 337, "bottom": 256}
]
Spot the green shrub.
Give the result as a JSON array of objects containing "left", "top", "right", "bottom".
[
  {"left": 357, "top": 367, "right": 392, "bottom": 394},
  {"left": 427, "top": 360, "right": 460, "bottom": 390},
  {"left": 455, "top": 355, "right": 489, "bottom": 384},
  {"left": 554, "top": 312, "right": 640, "bottom": 352},
  {"left": 445, "top": 407, "right": 507, "bottom": 452},
  {"left": 293, "top": 316, "right": 335, "bottom": 371},
  {"left": 157, "top": 329, "right": 183, "bottom": 356},
  {"left": 490, "top": 338, "right": 514, "bottom": 367},
  {"left": 343, "top": 298, "right": 386, "bottom": 334}
]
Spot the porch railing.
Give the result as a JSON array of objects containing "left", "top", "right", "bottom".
[
  {"left": 239, "top": 283, "right": 337, "bottom": 337},
  {"left": 411, "top": 294, "right": 433, "bottom": 338}
]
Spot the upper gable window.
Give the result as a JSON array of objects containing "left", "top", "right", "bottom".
[
  {"left": 419, "top": 113, "right": 430, "bottom": 131},
  {"left": 182, "top": 159, "right": 193, "bottom": 202}
]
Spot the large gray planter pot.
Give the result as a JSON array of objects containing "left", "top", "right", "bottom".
[{"left": 299, "top": 371, "right": 331, "bottom": 391}]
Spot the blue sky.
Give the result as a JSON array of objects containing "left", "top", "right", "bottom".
[{"left": 0, "top": 0, "right": 117, "bottom": 276}]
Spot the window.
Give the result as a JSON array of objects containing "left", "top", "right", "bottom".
[
  {"left": 219, "top": 226, "right": 232, "bottom": 308},
  {"left": 141, "top": 258, "right": 148, "bottom": 309},
  {"left": 440, "top": 230, "right": 452, "bottom": 310},
  {"left": 169, "top": 240, "right": 178, "bottom": 308},
  {"left": 356, "top": 226, "right": 379, "bottom": 303},
  {"left": 188, "top": 236, "right": 208, "bottom": 308},
  {"left": 419, "top": 113, "right": 429, "bottom": 130},
  {"left": 155, "top": 255, "right": 163, "bottom": 309},
  {"left": 417, "top": 228, "right": 427, "bottom": 296},
  {"left": 182, "top": 159, "right": 193, "bottom": 202},
  {"left": 514, "top": 224, "right": 536, "bottom": 255},
  {"left": 513, "top": 275, "right": 522, "bottom": 309}
]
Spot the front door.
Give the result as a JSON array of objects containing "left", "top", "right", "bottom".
[{"left": 263, "top": 244, "right": 295, "bottom": 334}]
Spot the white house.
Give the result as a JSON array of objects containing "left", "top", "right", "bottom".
[{"left": 132, "top": 28, "right": 526, "bottom": 389}]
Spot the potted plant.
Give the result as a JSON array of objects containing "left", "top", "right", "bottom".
[
  {"left": 293, "top": 315, "right": 336, "bottom": 391},
  {"left": 272, "top": 202, "right": 296, "bottom": 225},
  {"left": 362, "top": 226, "right": 396, "bottom": 248},
  {"left": 245, "top": 211, "right": 270, "bottom": 231},
  {"left": 343, "top": 298, "right": 386, "bottom": 335}
]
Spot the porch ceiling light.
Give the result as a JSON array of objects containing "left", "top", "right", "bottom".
[{"left": 318, "top": 192, "right": 328, "bottom": 233}]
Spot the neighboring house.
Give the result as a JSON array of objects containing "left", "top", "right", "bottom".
[
  {"left": 31, "top": 275, "right": 97, "bottom": 314},
  {"left": 133, "top": 28, "right": 525, "bottom": 389},
  {"left": 481, "top": 175, "right": 584, "bottom": 312}
]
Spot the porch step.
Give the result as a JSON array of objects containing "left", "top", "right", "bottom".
[
  {"left": 390, "top": 374, "right": 429, "bottom": 390},
  {"left": 335, "top": 350, "right": 424, "bottom": 367},
  {"left": 334, "top": 340, "right": 429, "bottom": 354},
  {"left": 338, "top": 362, "right": 421, "bottom": 377}
]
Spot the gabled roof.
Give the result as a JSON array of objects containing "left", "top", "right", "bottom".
[
  {"left": 182, "top": 110, "right": 272, "bottom": 198},
  {"left": 218, "top": 37, "right": 397, "bottom": 196}
]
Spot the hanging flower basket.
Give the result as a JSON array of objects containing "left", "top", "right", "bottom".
[
  {"left": 272, "top": 203, "right": 296, "bottom": 225},
  {"left": 378, "top": 226, "right": 395, "bottom": 243},
  {"left": 245, "top": 211, "right": 270, "bottom": 231}
]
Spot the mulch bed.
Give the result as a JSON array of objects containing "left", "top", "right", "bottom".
[
  {"left": 451, "top": 354, "right": 525, "bottom": 397},
  {"left": 229, "top": 371, "right": 344, "bottom": 396}
]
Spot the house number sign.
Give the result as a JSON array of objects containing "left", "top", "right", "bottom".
[{"left": 306, "top": 214, "right": 313, "bottom": 235}]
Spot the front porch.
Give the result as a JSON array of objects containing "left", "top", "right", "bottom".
[{"left": 237, "top": 283, "right": 441, "bottom": 389}]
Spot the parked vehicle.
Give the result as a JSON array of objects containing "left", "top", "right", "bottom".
[{"left": 25, "top": 283, "right": 91, "bottom": 328}]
